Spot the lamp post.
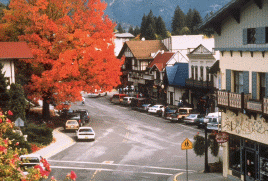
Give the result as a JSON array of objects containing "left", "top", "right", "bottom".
[{"left": 204, "top": 122, "right": 210, "bottom": 173}]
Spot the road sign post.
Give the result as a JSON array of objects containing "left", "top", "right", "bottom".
[{"left": 181, "top": 138, "right": 193, "bottom": 181}]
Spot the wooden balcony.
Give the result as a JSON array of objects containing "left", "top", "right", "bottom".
[
  {"left": 217, "top": 90, "right": 251, "bottom": 111},
  {"left": 246, "top": 98, "right": 268, "bottom": 116},
  {"left": 186, "top": 78, "right": 214, "bottom": 89}
]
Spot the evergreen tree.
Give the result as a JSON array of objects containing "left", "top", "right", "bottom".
[
  {"left": 186, "top": 8, "right": 193, "bottom": 34},
  {"left": 156, "top": 16, "right": 168, "bottom": 39},
  {"left": 128, "top": 26, "right": 134, "bottom": 35},
  {"left": 133, "top": 26, "right": 140, "bottom": 37},
  {"left": 8, "top": 83, "right": 27, "bottom": 121},
  {"left": 146, "top": 24, "right": 156, "bottom": 40},
  {"left": 171, "top": 6, "right": 185, "bottom": 35},
  {"left": 140, "top": 14, "right": 147, "bottom": 39},
  {"left": 0, "top": 63, "right": 9, "bottom": 110},
  {"left": 179, "top": 27, "right": 191, "bottom": 35},
  {"left": 117, "top": 23, "right": 125, "bottom": 33},
  {"left": 191, "top": 9, "right": 202, "bottom": 34}
]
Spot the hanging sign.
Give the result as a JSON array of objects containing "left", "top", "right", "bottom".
[{"left": 216, "top": 132, "right": 229, "bottom": 143}]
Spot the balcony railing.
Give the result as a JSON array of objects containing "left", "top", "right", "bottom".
[
  {"left": 245, "top": 98, "right": 268, "bottom": 115},
  {"left": 186, "top": 78, "right": 213, "bottom": 89},
  {"left": 143, "top": 74, "right": 154, "bottom": 80},
  {"left": 217, "top": 90, "right": 251, "bottom": 110}
]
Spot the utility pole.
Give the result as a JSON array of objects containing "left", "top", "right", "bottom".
[{"left": 204, "top": 122, "right": 210, "bottom": 173}]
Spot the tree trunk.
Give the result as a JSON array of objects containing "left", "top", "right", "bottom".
[{"left": 42, "top": 96, "right": 50, "bottom": 121}]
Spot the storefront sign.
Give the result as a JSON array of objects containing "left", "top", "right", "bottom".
[{"left": 216, "top": 132, "right": 229, "bottom": 143}]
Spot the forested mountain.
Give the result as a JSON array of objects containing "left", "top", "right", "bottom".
[{"left": 104, "top": 0, "right": 231, "bottom": 31}]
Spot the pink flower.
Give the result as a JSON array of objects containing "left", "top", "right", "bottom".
[
  {"left": 0, "top": 118, "right": 2, "bottom": 123},
  {"left": 8, "top": 110, "right": 13, "bottom": 116},
  {"left": 197, "top": 132, "right": 199, "bottom": 135},
  {"left": 15, "top": 142, "right": 19, "bottom": 146},
  {"left": 6, "top": 118, "right": 11, "bottom": 123}
]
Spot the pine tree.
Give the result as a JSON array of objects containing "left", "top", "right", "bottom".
[
  {"left": 186, "top": 8, "right": 193, "bottom": 34},
  {"left": 171, "top": 6, "right": 185, "bottom": 35},
  {"left": 145, "top": 10, "right": 156, "bottom": 39},
  {"left": 140, "top": 14, "right": 147, "bottom": 39},
  {"left": 0, "top": 63, "right": 9, "bottom": 110},
  {"left": 146, "top": 24, "right": 156, "bottom": 40},
  {"left": 128, "top": 26, "right": 134, "bottom": 35},
  {"left": 155, "top": 16, "right": 168, "bottom": 39},
  {"left": 8, "top": 83, "right": 27, "bottom": 121},
  {"left": 191, "top": 9, "right": 203, "bottom": 34},
  {"left": 133, "top": 26, "right": 140, "bottom": 37},
  {"left": 117, "top": 23, "right": 125, "bottom": 33}
]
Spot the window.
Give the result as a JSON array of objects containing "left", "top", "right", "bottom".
[
  {"left": 134, "top": 59, "right": 137, "bottom": 67},
  {"left": 260, "top": 73, "right": 266, "bottom": 100},
  {"left": 206, "top": 67, "right": 210, "bottom": 81},
  {"left": 247, "top": 28, "right": 256, "bottom": 44},
  {"left": 234, "top": 71, "right": 243, "bottom": 93},
  {"left": 200, "top": 66, "right": 203, "bottom": 81},
  {"left": 140, "top": 61, "right": 148, "bottom": 71},
  {"left": 195, "top": 66, "right": 198, "bottom": 80},
  {"left": 229, "top": 135, "right": 241, "bottom": 172}
]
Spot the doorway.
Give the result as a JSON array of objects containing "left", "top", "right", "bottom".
[{"left": 245, "top": 149, "right": 256, "bottom": 181}]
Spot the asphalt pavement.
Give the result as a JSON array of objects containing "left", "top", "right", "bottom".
[{"left": 34, "top": 90, "right": 239, "bottom": 181}]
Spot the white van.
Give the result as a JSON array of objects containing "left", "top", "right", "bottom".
[{"left": 204, "top": 112, "right": 222, "bottom": 131}]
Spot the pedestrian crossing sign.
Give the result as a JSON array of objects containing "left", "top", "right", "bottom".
[{"left": 181, "top": 138, "right": 193, "bottom": 150}]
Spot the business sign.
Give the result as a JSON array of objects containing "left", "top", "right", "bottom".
[{"left": 216, "top": 132, "right": 229, "bottom": 143}]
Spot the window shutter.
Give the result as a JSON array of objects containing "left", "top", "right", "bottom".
[
  {"left": 252, "top": 72, "right": 257, "bottom": 99},
  {"left": 266, "top": 73, "right": 268, "bottom": 98},
  {"left": 243, "top": 29, "right": 248, "bottom": 45},
  {"left": 226, "top": 69, "right": 231, "bottom": 91},
  {"left": 243, "top": 71, "right": 249, "bottom": 94},
  {"left": 255, "top": 27, "right": 266, "bottom": 44}
]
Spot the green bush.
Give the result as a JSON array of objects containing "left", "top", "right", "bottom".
[
  {"left": 3, "top": 129, "right": 32, "bottom": 153},
  {"left": 22, "top": 123, "right": 53, "bottom": 146}
]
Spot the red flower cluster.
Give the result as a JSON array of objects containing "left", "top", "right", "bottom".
[
  {"left": 41, "top": 158, "right": 51, "bottom": 172},
  {"left": 66, "top": 171, "right": 77, "bottom": 181},
  {"left": 30, "top": 143, "right": 41, "bottom": 153},
  {"left": 34, "top": 165, "right": 50, "bottom": 177}
]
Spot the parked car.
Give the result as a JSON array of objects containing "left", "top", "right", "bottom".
[
  {"left": 75, "top": 109, "right": 90, "bottom": 123},
  {"left": 197, "top": 112, "right": 221, "bottom": 129},
  {"left": 121, "top": 97, "right": 135, "bottom": 106},
  {"left": 19, "top": 154, "right": 49, "bottom": 176},
  {"left": 111, "top": 94, "right": 128, "bottom": 104},
  {"left": 207, "top": 117, "right": 222, "bottom": 132},
  {"left": 137, "top": 103, "right": 152, "bottom": 112},
  {"left": 130, "top": 98, "right": 154, "bottom": 110},
  {"left": 166, "top": 107, "right": 192, "bottom": 122},
  {"left": 65, "top": 120, "right": 79, "bottom": 131},
  {"left": 164, "top": 105, "right": 178, "bottom": 117},
  {"left": 67, "top": 113, "right": 86, "bottom": 126},
  {"left": 76, "top": 127, "right": 95, "bottom": 141},
  {"left": 148, "top": 104, "right": 165, "bottom": 115},
  {"left": 184, "top": 114, "right": 204, "bottom": 125}
]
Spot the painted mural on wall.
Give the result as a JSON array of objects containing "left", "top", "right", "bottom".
[{"left": 222, "top": 111, "right": 268, "bottom": 135}]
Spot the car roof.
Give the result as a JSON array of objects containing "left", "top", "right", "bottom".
[
  {"left": 20, "top": 154, "right": 42, "bottom": 158},
  {"left": 78, "top": 127, "right": 93, "bottom": 130}
]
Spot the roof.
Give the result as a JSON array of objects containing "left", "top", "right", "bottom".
[
  {"left": 115, "top": 33, "right": 135, "bottom": 38},
  {"left": 148, "top": 52, "right": 175, "bottom": 71},
  {"left": 198, "top": 0, "right": 250, "bottom": 31},
  {"left": 0, "top": 42, "right": 34, "bottom": 59},
  {"left": 166, "top": 63, "right": 189, "bottom": 87},
  {"left": 117, "top": 40, "right": 168, "bottom": 60},
  {"left": 209, "top": 60, "right": 220, "bottom": 74}
]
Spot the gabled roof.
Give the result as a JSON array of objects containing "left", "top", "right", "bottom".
[
  {"left": 115, "top": 33, "right": 135, "bottom": 38},
  {"left": 117, "top": 40, "right": 168, "bottom": 59},
  {"left": 198, "top": 0, "right": 260, "bottom": 34},
  {"left": 187, "top": 44, "right": 216, "bottom": 59},
  {"left": 166, "top": 63, "right": 188, "bottom": 87},
  {"left": 148, "top": 52, "right": 175, "bottom": 71},
  {"left": 0, "top": 42, "right": 33, "bottom": 59}
]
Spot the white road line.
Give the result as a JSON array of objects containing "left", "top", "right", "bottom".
[
  {"left": 50, "top": 165, "right": 190, "bottom": 176},
  {"left": 48, "top": 160, "right": 196, "bottom": 172}
]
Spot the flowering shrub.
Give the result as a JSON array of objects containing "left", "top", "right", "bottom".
[
  {"left": 0, "top": 110, "right": 77, "bottom": 180},
  {"left": 30, "top": 143, "right": 41, "bottom": 153}
]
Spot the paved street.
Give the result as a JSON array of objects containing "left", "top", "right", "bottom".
[{"left": 46, "top": 95, "right": 222, "bottom": 181}]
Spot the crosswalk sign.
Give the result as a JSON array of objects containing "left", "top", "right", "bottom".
[{"left": 181, "top": 138, "right": 193, "bottom": 150}]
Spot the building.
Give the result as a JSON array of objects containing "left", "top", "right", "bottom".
[
  {"left": 0, "top": 42, "right": 33, "bottom": 87},
  {"left": 117, "top": 40, "right": 168, "bottom": 94},
  {"left": 199, "top": 0, "right": 268, "bottom": 180},
  {"left": 114, "top": 33, "right": 135, "bottom": 56},
  {"left": 186, "top": 44, "right": 220, "bottom": 113}
]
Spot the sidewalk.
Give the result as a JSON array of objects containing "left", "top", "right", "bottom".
[{"left": 34, "top": 127, "right": 75, "bottom": 159}]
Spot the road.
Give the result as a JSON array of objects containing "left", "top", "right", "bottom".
[{"left": 47, "top": 96, "right": 222, "bottom": 181}]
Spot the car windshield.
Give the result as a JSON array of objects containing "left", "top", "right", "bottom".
[
  {"left": 179, "top": 109, "right": 187, "bottom": 113},
  {"left": 20, "top": 157, "right": 40, "bottom": 163},
  {"left": 151, "top": 106, "right": 158, "bottom": 108},
  {"left": 188, "top": 114, "right": 197, "bottom": 118},
  {"left": 67, "top": 121, "right": 78, "bottom": 124},
  {"left": 209, "top": 118, "right": 218, "bottom": 123},
  {"left": 79, "top": 129, "right": 93, "bottom": 133}
]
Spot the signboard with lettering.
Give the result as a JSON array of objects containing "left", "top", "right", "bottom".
[
  {"left": 181, "top": 138, "right": 193, "bottom": 150},
  {"left": 216, "top": 132, "right": 229, "bottom": 143},
  {"left": 15, "top": 117, "right": 24, "bottom": 127}
]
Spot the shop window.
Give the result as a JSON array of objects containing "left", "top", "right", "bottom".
[
  {"left": 229, "top": 135, "right": 241, "bottom": 172},
  {"left": 260, "top": 144, "right": 268, "bottom": 180}
]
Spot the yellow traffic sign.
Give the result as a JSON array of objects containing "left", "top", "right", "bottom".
[{"left": 181, "top": 138, "right": 193, "bottom": 150}]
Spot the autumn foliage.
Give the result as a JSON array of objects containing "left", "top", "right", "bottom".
[{"left": 0, "top": 0, "right": 123, "bottom": 113}]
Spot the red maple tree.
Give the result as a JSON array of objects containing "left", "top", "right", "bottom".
[{"left": 0, "top": 0, "right": 123, "bottom": 119}]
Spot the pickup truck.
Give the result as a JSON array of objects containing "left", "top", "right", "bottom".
[{"left": 166, "top": 107, "right": 192, "bottom": 122}]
